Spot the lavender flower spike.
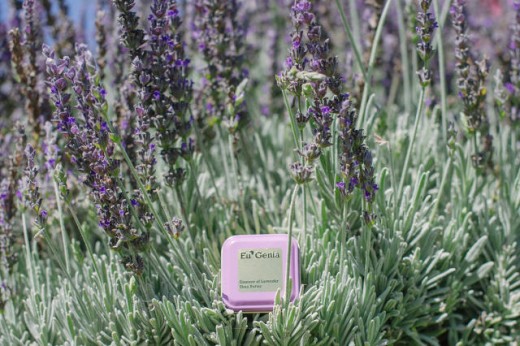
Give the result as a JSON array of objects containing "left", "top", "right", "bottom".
[
  {"left": 279, "top": 0, "right": 378, "bottom": 221},
  {"left": 415, "top": 0, "right": 438, "bottom": 86},
  {"left": 115, "top": 0, "right": 194, "bottom": 187},
  {"left": 193, "top": 0, "right": 249, "bottom": 139},
  {"left": 44, "top": 44, "right": 150, "bottom": 274},
  {"left": 451, "top": 0, "right": 493, "bottom": 171}
]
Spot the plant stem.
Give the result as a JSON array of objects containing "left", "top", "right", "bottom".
[
  {"left": 285, "top": 184, "right": 300, "bottom": 304},
  {"left": 432, "top": 0, "right": 453, "bottom": 50},
  {"left": 358, "top": 0, "right": 394, "bottom": 128},
  {"left": 218, "top": 127, "right": 232, "bottom": 196},
  {"left": 396, "top": 0, "right": 412, "bottom": 115},
  {"left": 156, "top": 187, "right": 174, "bottom": 221},
  {"left": 191, "top": 119, "right": 222, "bottom": 201},
  {"left": 22, "top": 214, "right": 35, "bottom": 289},
  {"left": 303, "top": 184, "right": 308, "bottom": 246},
  {"left": 433, "top": 0, "right": 448, "bottom": 144},
  {"left": 349, "top": 0, "right": 362, "bottom": 58},
  {"left": 429, "top": 156, "right": 452, "bottom": 223},
  {"left": 117, "top": 143, "right": 176, "bottom": 244},
  {"left": 174, "top": 186, "right": 194, "bottom": 243},
  {"left": 53, "top": 180, "right": 70, "bottom": 274},
  {"left": 296, "top": 96, "right": 308, "bottom": 243},
  {"left": 105, "top": 110, "right": 172, "bottom": 241},
  {"left": 398, "top": 87, "right": 426, "bottom": 205},
  {"left": 282, "top": 89, "right": 300, "bottom": 150},
  {"left": 68, "top": 206, "right": 101, "bottom": 276},
  {"left": 335, "top": 0, "right": 367, "bottom": 80}
]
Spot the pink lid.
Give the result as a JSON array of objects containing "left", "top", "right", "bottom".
[{"left": 221, "top": 234, "right": 301, "bottom": 312}]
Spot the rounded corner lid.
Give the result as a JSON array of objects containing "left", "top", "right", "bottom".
[{"left": 221, "top": 235, "right": 242, "bottom": 249}]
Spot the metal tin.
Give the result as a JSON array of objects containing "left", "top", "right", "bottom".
[{"left": 221, "top": 234, "right": 301, "bottom": 312}]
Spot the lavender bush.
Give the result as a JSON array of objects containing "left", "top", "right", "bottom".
[{"left": 0, "top": 0, "right": 519, "bottom": 344}]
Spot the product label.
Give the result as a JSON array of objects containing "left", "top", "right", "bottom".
[{"left": 238, "top": 248, "right": 283, "bottom": 292}]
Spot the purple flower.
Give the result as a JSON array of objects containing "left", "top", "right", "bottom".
[
  {"left": 505, "top": 82, "right": 515, "bottom": 94},
  {"left": 320, "top": 106, "right": 331, "bottom": 114},
  {"left": 292, "top": 36, "right": 301, "bottom": 49},
  {"left": 192, "top": 0, "right": 249, "bottom": 138},
  {"left": 293, "top": 1, "right": 311, "bottom": 12},
  {"left": 415, "top": 0, "right": 437, "bottom": 85},
  {"left": 451, "top": 0, "right": 493, "bottom": 170},
  {"left": 44, "top": 44, "right": 149, "bottom": 273}
]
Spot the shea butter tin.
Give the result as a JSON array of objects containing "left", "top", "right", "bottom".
[{"left": 221, "top": 234, "right": 300, "bottom": 312}]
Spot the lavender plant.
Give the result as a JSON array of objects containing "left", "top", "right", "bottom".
[
  {"left": 20, "top": 144, "right": 48, "bottom": 232},
  {"left": 0, "top": 24, "right": 18, "bottom": 116},
  {"left": 279, "top": 0, "right": 377, "bottom": 221},
  {"left": 416, "top": 0, "right": 437, "bottom": 87},
  {"left": 115, "top": 0, "right": 193, "bottom": 188},
  {"left": 192, "top": 0, "right": 249, "bottom": 140},
  {"left": 44, "top": 44, "right": 149, "bottom": 273},
  {"left": 496, "top": 0, "right": 520, "bottom": 127},
  {"left": 451, "top": 0, "right": 494, "bottom": 171},
  {"left": 8, "top": 0, "right": 51, "bottom": 132},
  {"left": 0, "top": 0, "right": 518, "bottom": 344},
  {"left": 0, "top": 124, "right": 25, "bottom": 313}
]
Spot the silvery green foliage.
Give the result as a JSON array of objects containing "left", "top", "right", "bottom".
[{"left": 1, "top": 0, "right": 520, "bottom": 345}]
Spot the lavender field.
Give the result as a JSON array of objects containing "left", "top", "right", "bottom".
[{"left": 0, "top": 0, "right": 519, "bottom": 344}]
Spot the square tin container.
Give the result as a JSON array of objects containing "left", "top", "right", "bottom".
[{"left": 221, "top": 234, "right": 300, "bottom": 312}]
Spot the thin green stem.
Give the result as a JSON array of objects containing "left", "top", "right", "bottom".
[
  {"left": 432, "top": 0, "right": 453, "bottom": 50},
  {"left": 191, "top": 113, "right": 222, "bottom": 201},
  {"left": 473, "top": 132, "right": 479, "bottom": 154},
  {"left": 358, "top": 0, "right": 394, "bottom": 128},
  {"left": 398, "top": 87, "right": 426, "bottom": 205},
  {"left": 429, "top": 156, "right": 452, "bottom": 223},
  {"left": 433, "top": 0, "right": 448, "bottom": 144},
  {"left": 68, "top": 206, "right": 101, "bottom": 276},
  {"left": 296, "top": 96, "right": 308, "bottom": 242},
  {"left": 396, "top": 0, "right": 412, "bottom": 115},
  {"left": 217, "top": 127, "right": 232, "bottom": 196},
  {"left": 117, "top": 143, "right": 176, "bottom": 243},
  {"left": 188, "top": 160, "right": 211, "bottom": 227},
  {"left": 364, "top": 94, "right": 377, "bottom": 135},
  {"left": 22, "top": 214, "right": 35, "bottom": 289},
  {"left": 104, "top": 109, "right": 172, "bottom": 241},
  {"left": 238, "top": 129, "right": 256, "bottom": 175},
  {"left": 174, "top": 186, "right": 194, "bottom": 243},
  {"left": 303, "top": 184, "right": 308, "bottom": 245},
  {"left": 285, "top": 184, "right": 300, "bottom": 304},
  {"left": 282, "top": 89, "right": 300, "bottom": 150},
  {"left": 157, "top": 187, "right": 174, "bottom": 221},
  {"left": 349, "top": 0, "right": 362, "bottom": 59},
  {"left": 53, "top": 180, "right": 70, "bottom": 274},
  {"left": 224, "top": 132, "right": 251, "bottom": 234},
  {"left": 335, "top": 0, "right": 367, "bottom": 80},
  {"left": 412, "top": 46, "right": 419, "bottom": 98}
]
